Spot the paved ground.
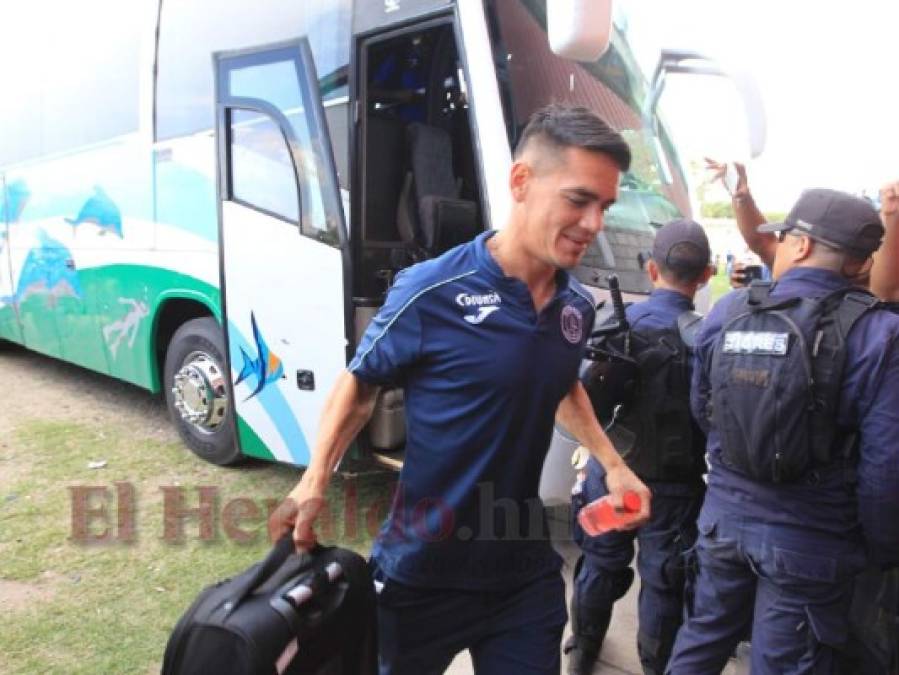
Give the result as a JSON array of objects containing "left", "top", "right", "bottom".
[{"left": 446, "top": 531, "right": 750, "bottom": 675}]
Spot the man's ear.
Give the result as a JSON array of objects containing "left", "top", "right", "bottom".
[
  {"left": 646, "top": 258, "right": 660, "bottom": 282},
  {"left": 795, "top": 235, "right": 815, "bottom": 262},
  {"left": 699, "top": 264, "right": 715, "bottom": 285},
  {"left": 509, "top": 161, "right": 531, "bottom": 203}
]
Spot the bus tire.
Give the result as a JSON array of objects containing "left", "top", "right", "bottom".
[{"left": 163, "top": 317, "right": 242, "bottom": 466}]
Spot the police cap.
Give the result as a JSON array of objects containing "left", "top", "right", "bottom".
[{"left": 758, "top": 188, "right": 884, "bottom": 258}]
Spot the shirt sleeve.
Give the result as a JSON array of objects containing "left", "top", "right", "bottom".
[
  {"left": 348, "top": 269, "right": 424, "bottom": 387},
  {"left": 856, "top": 336, "right": 899, "bottom": 568},
  {"left": 690, "top": 297, "right": 727, "bottom": 433}
]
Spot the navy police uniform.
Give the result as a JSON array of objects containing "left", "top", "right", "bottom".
[
  {"left": 349, "top": 231, "right": 596, "bottom": 674},
  {"left": 570, "top": 289, "right": 706, "bottom": 675},
  {"left": 667, "top": 267, "right": 899, "bottom": 674}
]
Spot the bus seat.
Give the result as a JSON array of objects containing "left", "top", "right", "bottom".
[
  {"left": 397, "top": 122, "right": 479, "bottom": 257},
  {"left": 365, "top": 115, "right": 407, "bottom": 243}
]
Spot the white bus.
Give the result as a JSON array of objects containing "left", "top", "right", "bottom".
[{"left": 0, "top": 0, "right": 763, "bottom": 501}]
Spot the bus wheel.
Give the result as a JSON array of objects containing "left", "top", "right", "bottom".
[{"left": 163, "top": 317, "right": 241, "bottom": 465}]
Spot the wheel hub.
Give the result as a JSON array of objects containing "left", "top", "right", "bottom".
[{"left": 171, "top": 352, "right": 228, "bottom": 433}]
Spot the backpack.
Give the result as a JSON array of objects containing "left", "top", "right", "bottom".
[
  {"left": 582, "top": 309, "right": 706, "bottom": 482},
  {"left": 162, "top": 538, "right": 377, "bottom": 675},
  {"left": 706, "top": 281, "right": 879, "bottom": 483}
]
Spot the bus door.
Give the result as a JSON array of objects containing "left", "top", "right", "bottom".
[{"left": 214, "top": 39, "right": 349, "bottom": 466}]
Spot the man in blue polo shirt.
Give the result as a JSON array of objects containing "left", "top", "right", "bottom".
[{"left": 269, "top": 104, "right": 651, "bottom": 674}]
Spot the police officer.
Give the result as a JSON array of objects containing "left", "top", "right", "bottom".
[
  {"left": 667, "top": 189, "right": 899, "bottom": 673},
  {"left": 565, "top": 220, "right": 713, "bottom": 675},
  {"left": 268, "top": 105, "right": 651, "bottom": 675}
]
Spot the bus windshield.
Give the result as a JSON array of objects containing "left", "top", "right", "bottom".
[{"left": 486, "top": 0, "right": 690, "bottom": 293}]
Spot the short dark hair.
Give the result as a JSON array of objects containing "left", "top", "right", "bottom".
[
  {"left": 657, "top": 242, "right": 709, "bottom": 284},
  {"left": 513, "top": 104, "right": 631, "bottom": 171}
]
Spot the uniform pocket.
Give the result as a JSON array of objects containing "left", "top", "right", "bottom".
[
  {"left": 773, "top": 547, "right": 837, "bottom": 583},
  {"left": 804, "top": 602, "right": 849, "bottom": 649}
]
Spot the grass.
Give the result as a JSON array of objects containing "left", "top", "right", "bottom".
[
  {"left": 0, "top": 419, "right": 395, "bottom": 674},
  {"left": 709, "top": 267, "right": 733, "bottom": 306}
]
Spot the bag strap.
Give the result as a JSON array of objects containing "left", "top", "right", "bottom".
[
  {"left": 676, "top": 310, "right": 703, "bottom": 350},
  {"left": 748, "top": 280, "right": 774, "bottom": 305},
  {"left": 835, "top": 289, "right": 881, "bottom": 338},
  {"left": 809, "top": 288, "right": 881, "bottom": 463},
  {"left": 226, "top": 536, "right": 322, "bottom": 614}
]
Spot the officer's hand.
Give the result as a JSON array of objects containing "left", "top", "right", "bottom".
[
  {"left": 880, "top": 181, "right": 899, "bottom": 222},
  {"left": 267, "top": 487, "right": 326, "bottom": 552},
  {"left": 704, "top": 157, "right": 748, "bottom": 196},
  {"left": 730, "top": 261, "right": 749, "bottom": 288},
  {"left": 604, "top": 462, "right": 651, "bottom": 529}
]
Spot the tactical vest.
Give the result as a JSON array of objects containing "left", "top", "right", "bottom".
[
  {"left": 707, "top": 281, "right": 879, "bottom": 483},
  {"left": 582, "top": 310, "right": 706, "bottom": 483}
]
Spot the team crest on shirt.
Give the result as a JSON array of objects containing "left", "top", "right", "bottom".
[
  {"left": 561, "top": 305, "right": 583, "bottom": 343},
  {"left": 456, "top": 290, "right": 502, "bottom": 325}
]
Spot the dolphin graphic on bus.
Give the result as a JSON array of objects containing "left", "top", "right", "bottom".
[
  {"left": 2, "top": 230, "right": 81, "bottom": 308},
  {"left": 1, "top": 179, "right": 30, "bottom": 223},
  {"left": 65, "top": 186, "right": 123, "bottom": 238}
]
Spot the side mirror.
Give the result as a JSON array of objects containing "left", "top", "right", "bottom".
[
  {"left": 643, "top": 50, "right": 767, "bottom": 159},
  {"left": 547, "top": 0, "right": 613, "bottom": 62}
]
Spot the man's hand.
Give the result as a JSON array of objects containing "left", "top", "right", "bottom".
[
  {"left": 603, "top": 461, "right": 652, "bottom": 529},
  {"left": 880, "top": 181, "right": 899, "bottom": 221},
  {"left": 705, "top": 157, "right": 748, "bottom": 197},
  {"left": 730, "top": 261, "right": 748, "bottom": 288},
  {"left": 267, "top": 485, "right": 327, "bottom": 551},
  {"left": 871, "top": 181, "right": 899, "bottom": 300}
]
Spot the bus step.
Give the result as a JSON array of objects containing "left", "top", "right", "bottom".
[{"left": 370, "top": 450, "right": 404, "bottom": 471}]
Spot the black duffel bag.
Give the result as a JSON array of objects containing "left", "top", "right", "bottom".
[{"left": 162, "top": 537, "right": 377, "bottom": 675}]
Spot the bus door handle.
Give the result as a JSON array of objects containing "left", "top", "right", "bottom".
[
  {"left": 296, "top": 370, "right": 315, "bottom": 391},
  {"left": 65, "top": 259, "right": 76, "bottom": 270}
]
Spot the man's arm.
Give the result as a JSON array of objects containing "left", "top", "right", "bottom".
[
  {"left": 556, "top": 381, "right": 651, "bottom": 525},
  {"left": 870, "top": 181, "right": 899, "bottom": 301},
  {"left": 857, "top": 337, "right": 899, "bottom": 568},
  {"left": 705, "top": 158, "right": 776, "bottom": 268},
  {"left": 268, "top": 371, "right": 381, "bottom": 549}
]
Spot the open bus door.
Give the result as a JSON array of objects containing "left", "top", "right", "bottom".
[{"left": 214, "top": 39, "right": 349, "bottom": 466}]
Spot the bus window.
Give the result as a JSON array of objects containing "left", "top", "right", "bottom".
[
  {"left": 486, "top": 0, "right": 690, "bottom": 294},
  {"left": 229, "top": 110, "right": 300, "bottom": 224},
  {"left": 224, "top": 49, "right": 341, "bottom": 245},
  {"left": 156, "top": 0, "right": 350, "bottom": 185},
  {"left": 0, "top": 0, "right": 140, "bottom": 165}
]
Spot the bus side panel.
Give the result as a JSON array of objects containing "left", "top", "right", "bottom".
[
  {"left": 95, "top": 261, "right": 221, "bottom": 392},
  {"left": 0, "top": 179, "right": 25, "bottom": 344},
  {"left": 1, "top": 133, "right": 223, "bottom": 392},
  {"left": 2, "top": 138, "right": 155, "bottom": 372}
]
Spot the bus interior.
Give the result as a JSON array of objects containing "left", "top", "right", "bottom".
[{"left": 353, "top": 20, "right": 485, "bottom": 464}]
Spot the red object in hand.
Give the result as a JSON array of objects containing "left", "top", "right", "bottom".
[{"left": 577, "top": 491, "right": 643, "bottom": 536}]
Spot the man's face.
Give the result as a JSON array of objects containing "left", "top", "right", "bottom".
[
  {"left": 512, "top": 147, "right": 621, "bottom": 269},
  {"left": 771, "top": 231, "right": 804, "bottom": 279}
]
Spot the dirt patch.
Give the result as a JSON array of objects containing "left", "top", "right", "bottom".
[
  {"left": 0, "top": 571, "right": 62, "bottom": 612},
  {"left": 0, "top": 347, "right": 174, "bottom": 437},
  {"left": 0, "top": 347, "right": 176, "bottom": 494}
]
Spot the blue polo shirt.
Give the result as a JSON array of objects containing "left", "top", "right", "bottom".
[
  {"left": 692, "top": 268, "right": 899, "bottom": 567},
  {"left": 349, "top": 231, "right": 596, "bottom": 590}
]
